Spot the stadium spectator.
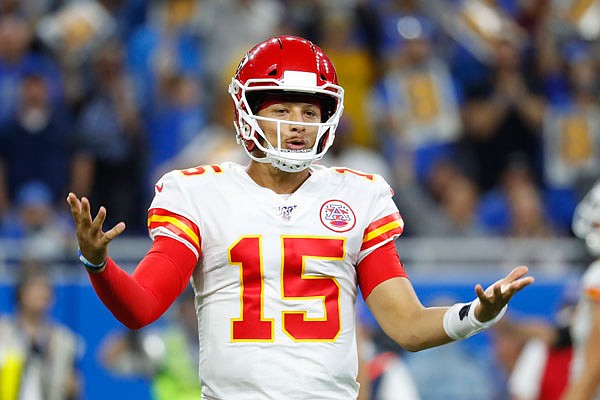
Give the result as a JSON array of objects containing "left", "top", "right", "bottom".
[
  {"left": 0, "top": 181, "right": 75, "bottom": 262},
  {"left": 67, "top": 35, "right": 533, "bottom": 399},
  {"left": 0, "top": 264, "right": 81, "bottom": 400},
  {"left": 99, "top": 287, "right": 201, "bottom": 400},
  {"left": 318, "top": 6, "right": 380, "bottom": 148},
  {"left": 458, "top": 34, "right": 545, "bottom": 193},
  {"left": 0, "top": 68, "right": 74, "bottom": 216},
  {"left": 74, "top": 39, "right": 147, "bottom": 233},
  {"left": 126, "top": 0, "right": 206, "bottom": 111},
  {"left": 196, "top": 0, "right": 285, "bottom": 93},
  {"left": 0, "top": 13, "right": 63, "bottom": 127},
  {"left": 146, "top": 73, "right": 208, "bottom": 186},
  {"left": 403, "top": 295, "right": 496, "bottom": 400},
  {"left": 503, "top": 303, "right": 574, "bottom": 400},
  {"left": 370, "top": 13, "right": 463, "bottom": 186},
  {"left": 539, "top": 40, "right": 600, "bottom": 206}
]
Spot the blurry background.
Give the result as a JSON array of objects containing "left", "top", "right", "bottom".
[{"left": 0, "top": 0, "right": 598, "bottom": 399}]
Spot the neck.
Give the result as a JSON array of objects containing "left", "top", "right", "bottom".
[
  {"left": 18, "top": 312, "right": 45, "bottom": 337},
  {"left": 246, "top": 161, "right": 311, "bottom": 194}
]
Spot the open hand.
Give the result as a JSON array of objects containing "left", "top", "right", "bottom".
[
  {"left": 66, "top": 193, "right": 126, "bottom": 268},
  {"left": 474, "top": 266, "right": 534, "bottom": 322}
]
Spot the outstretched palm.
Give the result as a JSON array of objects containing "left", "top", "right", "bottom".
[{"left": 474, "top": 266, "right": 534, "bottom": 322}]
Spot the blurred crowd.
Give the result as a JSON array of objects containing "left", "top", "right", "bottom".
[
  {"left": 0, "top": 1, "right": 599, "bottom": 399},
  {"left": 0, "top": 0, "right": 599, "bottom": 262}
]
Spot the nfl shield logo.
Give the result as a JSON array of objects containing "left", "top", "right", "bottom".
[{"left": 320, "top": 200, "right": 356, "bottom": 232}]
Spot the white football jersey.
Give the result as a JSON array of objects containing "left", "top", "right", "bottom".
[
  {"left": 569, "top": 260, "right": 600, "bottom": 399},
  {"left": 148, "top": 162, "right": 404, "bottom": 400}
]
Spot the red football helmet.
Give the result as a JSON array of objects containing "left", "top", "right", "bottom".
[{"left": 229, "top": 36, "right": 344, "bottom": 172}]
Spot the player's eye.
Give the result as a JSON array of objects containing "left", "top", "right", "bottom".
[{"left": 304, "top": 109, "right": 320, "bottom": 120}]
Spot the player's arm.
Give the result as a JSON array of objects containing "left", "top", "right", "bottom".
[
  {"left": 361, "top": 244, "right": 534, "bottom": 352},
  {"left": 66, "top": 193, "right": 197, "bottom": 329},
  {"left": 561, "top": 300, "right": 600, "bottom": 400}
]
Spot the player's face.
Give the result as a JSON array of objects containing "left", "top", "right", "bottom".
[{"left": 256, "top": 101, "right": 322, "bottom": 150}]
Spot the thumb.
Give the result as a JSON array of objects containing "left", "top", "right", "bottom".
[{"left": 103, "top": 222, "right": 126, "bottom": 243}]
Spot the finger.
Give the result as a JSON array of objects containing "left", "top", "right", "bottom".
[
  {"left": 80, "top": 197, "right": 93, "bottom": 228},
  {"left": 66, "top": 193, "right": 82, "bottom": 222},
  {"left": 506, "top": 276, "right": 535, "bottom": 294},
  {"left": 103, "top": 222, "right": 126, "bottom": 243},
  {"left": 505, "top": 266, "right": 529, "bottom": 282},
  {"left": 91, "top": 206, "right": 107, "bottom": 234},
  {"left": 493, "top": 282, "right": 503, "bottom": 299},
  {"left": 501, "top": 268, "right": 533, "bottom": 293},
  {"left": 474, "top": 283, "right": 488, "bottom": 303},
  {"left": 499, "top": 278, "right": 535, "bottom": 306}
]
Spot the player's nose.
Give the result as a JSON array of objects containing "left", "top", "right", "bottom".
[{"left": 287, "top": 109, "right": 306, "bottom": 132}]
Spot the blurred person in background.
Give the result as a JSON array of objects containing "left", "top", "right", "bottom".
[
  {"left": 126, "top": 0, "right": 205, "bottom": 111},
  {"left": 67, "top": 35, "right": 533, "bottom": 399},
  {"left": 424, "top": 159, "right": 486, "bottom": 237},
  {"left": 403, "top": 295, "right": 496, "bottom": 400},
  {"left": 370, "top": 13, "right": 463, "bottom": 187},
  {"left": 196, "top": 0, "right": 284, "bottom": 95},
  {"left": 0, "top": 67, "right": 74, "bottom": 218},
  {"left": 368, "top": 12, "right": 467, "bottom": 236},
  {"left": 0, "top": 13, "right": 63, "bottom": 127},
  {"left": 562, "top": 180, "right": 600, "bottom": 399},
  {"left": 0, "top": 264, "right": 81, "bottom": 400},
  {"left": 74, "top": 39, "right": 147, "bottom": 233},
  {"left": 355, "top": 295, "right": 420, "bottom": 400},
  {"left": 318, "top": 5, "right": 380, "bottom": 148},
  {"left": 99, "top": 287, "right": 201, "bottom": 400},
  {"left": 458, "top": 34, "right": 545, "bottom": 194},
  {"left": 502, "top": 289, "right": 575, "bottom": 400},
  {"left": 0, "top": 181, "right": 74, "bottom": 263},
  {"left": 154, "top": 86, "right": 246, "bottom": 175},
  {"left": 538, "top": 39, "right": 599, "bottom": 226},
  {"left": 146, "top": 73, "right": 208, "bottom": 186},
  {"left": 97, "top": 0, "right": 148, "bottom": 41},
  {"left": 478, "top": 160, "right": 557, "bottom": 238}
]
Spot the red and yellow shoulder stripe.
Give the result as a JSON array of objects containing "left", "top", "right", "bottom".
[
  {"left": 148, "top": 208, "right": 201, "bottom": 254},
  {"left": 361, "top": 212, "right": 404, "bottom": 251}
]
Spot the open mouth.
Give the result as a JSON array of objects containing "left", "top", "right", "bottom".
[
  {"left": 281, "top": 148, "right": 311, "bottom": 153},
  {"left": 284, "top": 139, "right": 309, "bottom": 151}
]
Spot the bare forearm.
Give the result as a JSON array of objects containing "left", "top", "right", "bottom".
[
  {"left": 387, "top": 306, "right": 452, "bottom": 352},
  {"left": 365, "top": 278, "right": 452, "bottom": 352},
  {"left": 366, "top": 267, "right": 532, "bottom": 352}
]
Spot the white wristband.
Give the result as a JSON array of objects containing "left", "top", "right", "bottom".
[{"left": 443, "top": 298, "right": 507, "bottom": 340}]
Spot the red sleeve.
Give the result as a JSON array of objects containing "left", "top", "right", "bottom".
[
  {"left": 357, "top": 241, "right": 407, "bottom": 300},
  {"left": 88, "top": 236, "right": 198, "bottom": 329}
]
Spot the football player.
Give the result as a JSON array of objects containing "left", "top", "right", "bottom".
[
  {"left": 67, "top": 36, "right": 533, "bottom": 399},
  {"left": 562, "top": 181, "right": 600, "bottom": 400}
]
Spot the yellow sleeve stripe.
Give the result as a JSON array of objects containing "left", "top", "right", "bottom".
[
  {"left": 363, "top": 220, "right": 403, "bottom": 243},
  {"left": 148, "top": 215, "right": 200, "bottom": 249}
]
